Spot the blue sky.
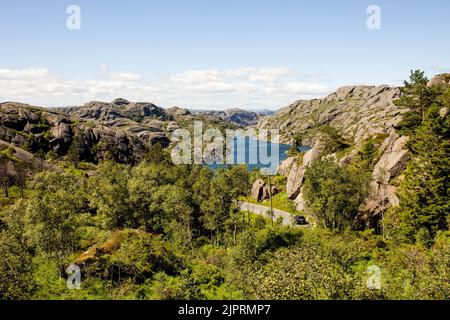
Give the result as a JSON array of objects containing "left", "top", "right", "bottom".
[{"left": 1, "top": 0, "right": 449, "bottom": 109}]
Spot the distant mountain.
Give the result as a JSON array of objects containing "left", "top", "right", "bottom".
[
  {"left": 54, "top": 98, "right": 172, "bottom": 125},
  {"left": 189, "top": 108, "right": 260, "bottom": 127}
]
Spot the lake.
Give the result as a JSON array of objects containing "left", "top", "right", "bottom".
[{"left": 206, "top": 137, "right": 310, "bottom": 173}]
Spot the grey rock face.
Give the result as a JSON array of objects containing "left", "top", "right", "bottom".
[
  {"left": 277, "top": 157, "right": 295, "bottom": 177},
  {"left": 361, "top": 131, "right": 410, "bottom": 226},
  {"left": 224, "top": 108, "right": 260, "bottom": 127},
  {"left": 59, "top": 99, "right": 172, "bottom": 123},
  {"left": 286, "top": 161, "right": 306, "bottom": 200},
  {"left": 167, "top": 107, "right": 191, "bottom": 117},
  {"left": 0, "top": 102, "right": 162, "bottom": 163},
  {"left": 258, "top": 85, "right": 406, "bottom": 145},
  {"left": 190, "top": 108, "right": 260, "bottom": 127},
  {"left": 286, "top": 139, "right": 326, "bottom": 200}
]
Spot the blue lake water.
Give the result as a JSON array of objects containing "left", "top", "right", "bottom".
[{"left": 206, "top": 137, "right": 310, "bottom": 173}]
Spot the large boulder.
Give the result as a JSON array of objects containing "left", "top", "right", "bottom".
[
  {"left": 286, "top": 162, "right": 306, "bottom": 199},
  {"left": 373, "top": 131, "right": 409, "bottom": 179},
  {"left": 276, "top": 157, "right": 295, "bottom": 177},
  {"left": 252, "top": 178, "right": 268, "bottom": 201},
  {"left": 286, "top": 139, "right": 325, "bottom": 199},
  {"left": 41, "top": 111, "right": 67, "bottom": 126},
  {"left": 427, "top": 73, "right": 450, "bottom": 87},
  {"left": 251, "top": 178, "right": 280, "bottom": 202},
  {"left": 49, "top": 122, "right": 73, "bottom": 154}
]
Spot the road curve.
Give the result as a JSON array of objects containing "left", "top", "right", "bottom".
[{"left": 238, "top": 201, "right": 295, "bottom": 226}]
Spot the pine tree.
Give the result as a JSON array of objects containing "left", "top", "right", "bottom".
[{"left": 389, "top": 73, "right": 450, "bottom": 243}]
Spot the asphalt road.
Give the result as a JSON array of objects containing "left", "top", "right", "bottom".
[{"left": 238, "top": 201, "right": 295, "bottom": 226}]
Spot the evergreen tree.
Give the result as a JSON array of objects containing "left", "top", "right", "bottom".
[{"left": 390, "top": 103, "right": 450, "bottom": 243}]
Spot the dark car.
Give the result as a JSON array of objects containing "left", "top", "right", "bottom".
[{"left": 294, "top": 215, "right": 308, "bottom": 225}]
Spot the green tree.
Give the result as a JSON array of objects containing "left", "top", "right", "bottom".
[
  {"left": 0, "top": 201, "right": 36, "bottom": 299},
  {"left": 394, "top": 70, "right": 436, "bottom": 133},
  {"left": 201, "top": 169, "right": 233, "bottom": 245},
  {"left": 25, "top": 171, "right": 85, "bottom": 275},
  {"left": 319, "top": 125, "right": 349, "bottom": 154},
  {"left": 387, "top": 71, "right": 450, "bottom": 243},
  {"left": 14, "top": 161, "right": 29, "bottom": 198},
  {"left": 88, "top": 161, "right": 132, "bottom": 229},
  {"left": 243, "top": 245, "right": 351, "bottom": 299},
  {"left": 303, "top": 159, "right": 368, "bottom": 230},
  {"left": 109, "top": 231, "right": 181, "bottom": 282},
  {"left": 389, "top": 104, "right": 450, "bottom": 242},
  {"left": 155, "top": 184, "right": 194, "bottom": 248},
  {"left": 0, "top": 154, "right": 14, "bottom": 197}
]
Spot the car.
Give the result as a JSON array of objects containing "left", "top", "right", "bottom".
[{"left": 293, "top": 215, "right": 308, "bottom": 225}]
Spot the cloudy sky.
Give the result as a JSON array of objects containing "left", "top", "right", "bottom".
[{"left": 1, "top": 0, "right": 449, "bottom": 110}]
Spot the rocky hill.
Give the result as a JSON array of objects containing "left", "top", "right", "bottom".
[
  {"left": 56, "top": 98, "right": 172, "bottom": 124},
  {"left": 258, "top": 85, "right": 407, "bottom": 145},
  {"left": 255, "top": 76, "right": 450, "bottom": 228},
  {"left": 0, "top": 99, "right": 257, "bottom": 166},
  {"left": 0, "top": 101, "right": 167, "bottom": 164},
  {"left": 254, "top": 85, "right": 409, "bottom": 227},
  {"left": 191, "top": 108, "right": 260, "bottom": 127}
]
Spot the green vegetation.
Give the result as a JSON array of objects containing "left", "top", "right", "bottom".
[
  {"left": 318, "top": 124, "right": 350, "bottom": 155},
  {"left": 0, "top": 71, "right": 449, "bottom": 300},
  {"left": 303, "top": 159, "right": 369, "bottom": 230},
  {"left": 242, "top": 192, "right": 298, "bottom": 214},
  {"left": 387, "top": 70, "right": 450, "bottom": 244}
]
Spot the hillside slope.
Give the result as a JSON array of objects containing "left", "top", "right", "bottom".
[
  {"left": 258, "top": 85, "right": 407, "bottom": 145},
  {"left": 255, "top": 85, "right": 411, "bottom": 227}
]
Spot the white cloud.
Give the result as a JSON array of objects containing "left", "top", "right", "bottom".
[
  {"left": 0, "top": 68, "right": 49, "bottom": 79},
  {"left": 110, "top": 72, "right": 140, "bottom": 81},
  {"left": 431, "top": 66, "right": 450, "bottom": 73},
  {"left": 0, "top": 67, "right": 331, "bottom": 109}
]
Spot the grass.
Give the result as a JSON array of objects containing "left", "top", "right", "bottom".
[{"left": 240, "top": 191, "right": 298, "bottom": 214}]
